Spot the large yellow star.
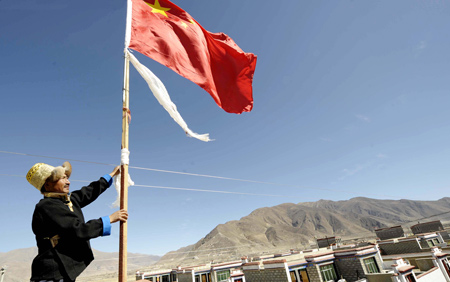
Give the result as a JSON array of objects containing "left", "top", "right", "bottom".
[{"left": 146, "top": 0, "right": 171, "bottom": 18}]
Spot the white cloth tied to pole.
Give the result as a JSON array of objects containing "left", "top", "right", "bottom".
[
  {"left": 112, "top": 148, "right": 134, "bottom": 207},
  {"left": 121, "top": 148, "right": 130, "bottom": 165},
  {"left": 113, "top": 172, "right": 135, "bottom": 208},
  {"left": 126, "top": 49, "right": 211, "bottom": 142}
]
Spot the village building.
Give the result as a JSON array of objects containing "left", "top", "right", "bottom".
[
  {"left": 410, "top": 220, "right": 450, "bottom": 241},
  {"left": 375, "top": 226, "right": 405, "bottom": 241},
  {"left": 316, "top": 237, "right": 341, "bottom": 248},
  {"left": 136, "top": 221, "right": 450, "bottom": 282},
  {"left": 137, "top": 244, "right": 388, "bottom": 282}
]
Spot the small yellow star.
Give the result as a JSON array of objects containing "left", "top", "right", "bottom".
[
  {"left": 146, "top": 0, "right": 171, "bottom": 18},
  {"left": 189, "top": 19, "right": 196, "bottom": 25},
  {"left": 181, "top": 22, "right": 188, "bottom": 29}
]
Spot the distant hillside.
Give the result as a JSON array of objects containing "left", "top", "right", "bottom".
[
  {"left": 157, "top": 197, "right": 450, "bottom": 267},
  {"left": 0, "top": 247, "right": 160, "bottom": 282}
]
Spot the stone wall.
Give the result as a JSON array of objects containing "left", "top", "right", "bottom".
[
  {"left": 411, "top": 221, "right": 444, "bottom": 235},
  {"left": 375, "top": 226, "right": 405, "bottom": 240},
  {"left": 334, "top": 257, "right": 365, "bottom": 281},
  {"left": 378, "top": 240, "right": 422, "bottom": 255},
  {"left": 242, "top": 260, "right": 290, "bottom": 282},
  {"left": 244, "top": 268, "right": 290, "bottom": 282},
  {"left": 305, "top": 264, "right": 321, "bottom": 282},
  {"left": 177, "top": 270, "right": 194, "bottom": 282}
]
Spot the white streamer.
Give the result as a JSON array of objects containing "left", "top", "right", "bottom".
[{"left": 126, "top": 49, "right": 212, "bottom": 142}]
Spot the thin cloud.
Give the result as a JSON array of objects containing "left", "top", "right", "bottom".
[
  {"left": 415, "top": 41, "right": 427, "bottom": 57},
  {"left": 339, "top": 164, "right": 366, "bottom": 180},
  {"left": 355, "top": 114, "right": 371, "bottom": 122},
  {"left": 339, "top": 155, "right": 388, "bottom": 181},
  {"left": 342, "top": 164, "right": 364, "bottom": 177},
  {"left": 417, "top": 41, "right": 427, "bottom": 50}
]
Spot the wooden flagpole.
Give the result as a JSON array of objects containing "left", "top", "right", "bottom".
[{"left": 119, "top": 51, "right": 130, "bottom": 282}]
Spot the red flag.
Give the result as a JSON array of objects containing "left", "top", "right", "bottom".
[{"left": 129, "top": 0, "right": 257, "bottom": 114}]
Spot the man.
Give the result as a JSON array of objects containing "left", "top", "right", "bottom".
[{"left": 26, "top": 161, "right": 128, "bottom": 282}]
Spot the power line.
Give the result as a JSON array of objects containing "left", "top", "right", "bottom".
[
  {"left": 0, "top": 150, "right": 397, "bottom": 199},
  {"left": 0, "top": 174, "right": 310, "bottom": 198},
  {"left": 133, "top": 184, "right": 295, "bottom": 198}
]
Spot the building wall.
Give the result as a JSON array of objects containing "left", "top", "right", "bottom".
[
  {"left": 317, "top": 237, "right": 337, "bottom": 248},
  {"left": 416, "top": 267, "right": 447, "bottom": 282},
  {"left": 365, "top": 273, "right": 393, "bottom": 282},
  {"left": 305, "top": 265, "right": 322, "bottom": 282},
  {"left": 334, "top": 257, "right": 365, "bottom": 281},
  {"left": 375, "top": 227, "right": 405, "bottom": 240},
  {"left": 378, "top": 240, "right": 423, "bottom": 255},
  {"left": 411, "top": 221, "right": 444, "bottom": 235},
  {"left": 440, "top": 231, "right": 450, "bottom": 240},
  {"left": 412, "top": 258, "right": 435, "bottom": 271},
  {"left": 243, "top": 268, "right": 289, "bottom": 282},
  {"left": 178, "top": 273, "right": 194, "bottom": 282}
]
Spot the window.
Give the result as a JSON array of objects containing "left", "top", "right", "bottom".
[
  {"left": 162, "top": 275, "right": 169, "bottom": 282},
  {"left": 427, "top": 240, "right": 435, "bottom": 247},
  {"left": 290, "top": 270, "right": 298, "bottom": 282},
  {"left": 405, "top": 273, "right": 416, "bottom": 282},
  {"left": 290, "top": 269, "right": 309, "bottom": 282},
  {"left": 363, "top": 257, "right": 380, "bottom": 274},
  {"left": 217, "top": 270, "right": 230, "bottom": 282},
  {"left": 172, "top": 273, "right": 177, "bottom": 281},
  {"left": 433, "top": 238, "right": 440, "bottom": 245},
  {"left": 201, "top": 273, "right": 208, "bottom": 282},
  {"left": 320, "top": 264, "right": 337, "bottom": 281},
  {"left": 443, "top": 260, "right": 450, "bottom": 277},
  {"left": 300, "top": 269, "right": 310, "bottom": 282}
]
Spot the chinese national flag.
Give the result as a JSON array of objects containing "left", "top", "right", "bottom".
[{"left": 129, "top": 0, "right": 257, "bottom": 114}]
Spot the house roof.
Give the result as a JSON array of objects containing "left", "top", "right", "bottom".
[{"left": 397, "top": 265, "right": 415, "bottom": 273}]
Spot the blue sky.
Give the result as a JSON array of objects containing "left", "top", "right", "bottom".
[{"left": 1, "top": 0, "right": 450, "bottom": 256}]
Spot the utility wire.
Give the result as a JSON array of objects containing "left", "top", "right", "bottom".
[
  {"left": 0, "top": 150, "right": 397, "bottom": 198},
  {"left": 133, "top": 184, "right": 295, "bottom": 198},
  {"left": 0, "top": 174, "right": 312, "bottom": 198}
]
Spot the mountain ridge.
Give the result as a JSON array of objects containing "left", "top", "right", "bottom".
[{"left": 157, "top": 197, "right": 450, "bottom": 267}]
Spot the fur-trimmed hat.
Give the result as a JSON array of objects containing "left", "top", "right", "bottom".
[{"left": 26, "top": 162, "right": 72, "bottom": 191}]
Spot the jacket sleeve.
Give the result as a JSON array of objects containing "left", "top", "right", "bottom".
[{"left": 70, "top": 174, "right": 113, "bottom": 208}]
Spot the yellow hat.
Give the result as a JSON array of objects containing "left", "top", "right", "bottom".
[{"left": 26, "top": 162, "right": 72, "bottom": 191}]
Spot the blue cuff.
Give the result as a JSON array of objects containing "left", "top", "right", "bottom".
[
  {"left": 102, "top": 174, "right": 113, "bottom": 187},
  {"left": 101, "top": 216, "right": 111, "bottom": 236}
]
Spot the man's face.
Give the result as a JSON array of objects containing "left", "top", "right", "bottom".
[{"left": 45, "top": 175, "right": 70, "bottom": 194}]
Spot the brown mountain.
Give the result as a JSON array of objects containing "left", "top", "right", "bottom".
[
  {"left": 0, "top": 247, "right": 160, "bottom": 282},
  {"left": 157, "top": 197, "right": 450, "bottom": 267}
]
